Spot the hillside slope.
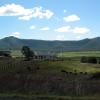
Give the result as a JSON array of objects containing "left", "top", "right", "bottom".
[{"left": 0, "top": 36, "right": 100, "bottom": 51}]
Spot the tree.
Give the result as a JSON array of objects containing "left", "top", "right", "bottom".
[
  {"left": 98, "top": 58, "right": 100, "bottom": 64},
  {"left": 81, "top": 56, "right": 97, "bottom": 64},
  {"left": 87, "top": 57, "right": 97, "bottom": 64},
  {"left": 81, "top": 56, "right": 88, "bottom": 63},
  {"left": 21, "top": 46, "right": 34, "bottom": 60}
]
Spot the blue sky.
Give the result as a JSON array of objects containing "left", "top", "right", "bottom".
[{"left": 0, "top": 0, "right": 100, "bottom": 40}]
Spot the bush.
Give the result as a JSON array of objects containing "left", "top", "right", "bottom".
[
  {"left": 81, "top": 56, "right": 97, "bottom": 64},
  {"left": 98, "top": 57, "right": 100, "bottom": 64},
  {"left": 87, "top": 57, "right": 97, "bottom": 64},
  {"left": 81, "top": 56, "right": 88, "bottom": 63}
]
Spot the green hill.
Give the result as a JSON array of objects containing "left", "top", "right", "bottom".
[{"left": 0, "top": 36, "right": 100, "bottom": 51}]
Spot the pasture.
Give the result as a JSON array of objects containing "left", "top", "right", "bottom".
[
  {"left": 0, "top": 58, "right": 100, "bottom": 73},
  {"left": 58, "top": 51, "right": 100, "bottom": 57},
  {"left": 10, "top": 50, "right": 100, "bottom": 58},
  {"left": 0, "top": 51, "right": 100, "bottom": 99}
]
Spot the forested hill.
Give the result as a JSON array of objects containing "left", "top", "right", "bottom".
[{"left": 0, "top": 36, "right": 100, "bottom": 51}]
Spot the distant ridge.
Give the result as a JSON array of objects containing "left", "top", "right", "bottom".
[{"left": 0, "top": 36, "right": 100, "bottom": 51}]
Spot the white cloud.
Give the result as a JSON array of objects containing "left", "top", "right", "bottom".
[
  {"left": 19, "top": 15, "right": 33, "bottom": 20},
  {"left": 30, "top": 25, "right": 36, "bottom": 30},
  {"left": 54, "top": 25, "right": 90, "bottom": 35},
  {"left": 0, "top": 3, "right": 32, "bottom": 16},
  {"left": 75, "top": 36, "right": 81, "bottom": 39},
  {"left": 55, "top": 26, "right": 71, "bottom": 33},
  {"left": 10, "top": 32, "right": 21, "bottom": 37},
  {"left": 0, "top": 3, "right": 54, "bottom": 20},
  {"left": 64, "top": 14, "right": 80, "bottom": 22},
  {"left": 32, "top": 7, "right": 54, "bottom": 19},
  {"left": 55, "top": 35, "right": 65, "bottom": 40},
  {"left": 40, "top": 27, "right": 50, "bottom": 31},
  {"left": 72, "top": 27, "right": 90, "bottom": 34}
]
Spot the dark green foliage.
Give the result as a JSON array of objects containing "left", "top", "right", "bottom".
[
  {"left": 81, "top": 56, "right": 97, "bottom": 64},
  {"left": 21, "top": 46, "right": 34, "bottom": 60},
  {"left": 87, "top": 57, "right": 97, "bottom": 64},
  {"left": 81, "top": 56, "right": 88, "bottom": 63},
  {"left": 98, "top": 58, "right": 100, "bottom": 64}
]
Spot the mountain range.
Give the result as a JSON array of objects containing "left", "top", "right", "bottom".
[{"left": 0, "top": 36, "right": 100, "bottom": 51}]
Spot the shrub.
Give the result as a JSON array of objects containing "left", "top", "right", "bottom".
[
  {"left": 87, "top": 57, "right": 97, "bottom": 64},
  {"left": 81, "top": 56, "right": 97, "bottom": 64},
  {"left": 81, "top": 56, "right": 88, "bottom": 63},
  {"left": 98, "top": 57, "right": 100, "bottom": 64}
]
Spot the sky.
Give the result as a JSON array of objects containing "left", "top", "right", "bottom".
[{"left": 0, "top": 0, "right": 100, "bottom": 40}]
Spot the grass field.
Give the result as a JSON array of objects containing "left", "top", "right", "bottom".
[
  {"left": 58, "top": 51, "right": 100, "bottom": 57},
  {"left": 0, "top": 58, "right": 100, "bottom": 99},
  {"left": 0, "top": 58, "right": 100, "bottom": 74},
  {"left": 38, "top": 60, "right": 100, "bottom": 73},
  {"left": 11, "top": 50, "right": 100, "bottom": 58},
  {"left": 8, "top": 50, "right": 100, "bottom": 73},
  {"left": 1, "top": 51, "right": 100, "bottom": 99}
]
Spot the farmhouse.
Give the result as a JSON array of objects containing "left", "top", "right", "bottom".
[{"left": 34, "top": 52, "right": 57, "bottom": 60}]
